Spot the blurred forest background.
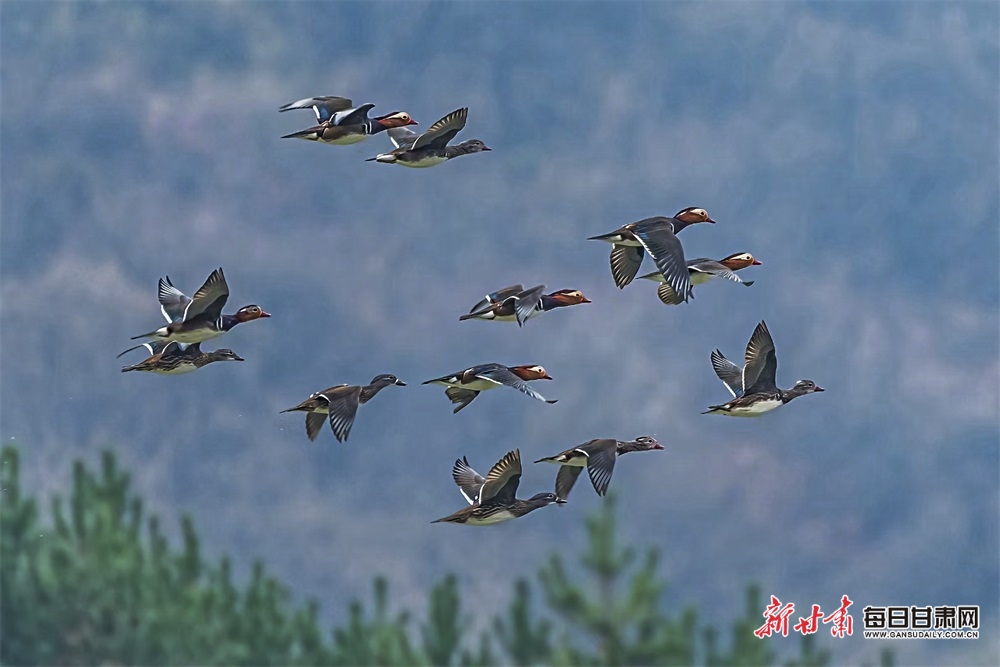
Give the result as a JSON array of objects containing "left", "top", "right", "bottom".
[{"left": 2, "top": 446, "right": 894, "bottom": 666}]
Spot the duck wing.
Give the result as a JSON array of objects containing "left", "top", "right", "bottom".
[
  {"left": 322, "top": 385, "right": 363, "bottom": 442},
  {"left": 555, "top": 466, "right": 584, "bottom": 500},
  {"left": 183, "top": 268, "right": 230, "bottom": 322},
  {"left": 710, "top": 349, "right": 744, "bottom": 398},
  {"left": 480, "top": 449, "right": 521, "bottom": 504},
  {"left": 632, "top": 227, "right": 690, "bottom": 304},
  {"left": 655, "top": 283, "right": 687, "bottom": 306},
  {"left": 583, "top": 440, "right": 618, "bottom": 496},
  {"left": 610, "top": 245, "right": 645, "bottom": 289},
  {"left": 468, "top": 284, "right": 524, "bottom": 313},
  {"left": 512, "top": 285, "right": 546, "bottom": 326},
  {"left": 333, "top": 103, "right": 376, "bottom": 126},
  {"left": 689, "top": 259, "right": 747, "bottom": 285},
  {"left": 278, "top": 95, "right": 354, "bottom": 122},
  {"left": 411, "top": 107, "right": 467, "bottom": 150},
  {"left": 476, "top": 367, "right": 555, "bottom": 404},
  {"left": 387, "top": 126, "right": 419, "bottom": 149},
  {"left": 451, "top": 456, "right": 486, "bottom": 505},
  {"left": 742, "top": 321, "right": 776, "bottom": 391},
  {"left": 158, "top": 276, "right": 191, "bottom": 323},
  {"left": 444, "top": 387, "right": 479, "bottom": 413}
]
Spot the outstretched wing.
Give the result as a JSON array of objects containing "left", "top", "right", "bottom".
[
  {"left": 324, "top": 386, "right": 363, "bottom": 442},
  {"left": 689, "top": 260, "right": 746, "bottom": 284},
  {"left": 476, "top": 367, "right": 555, "bottom": 404},
  {"left": 742, "top": 321, "right": 776, "bottom": 392},
  {"left": 555, "top": 466, "right": 584, "bottom": 500},
  {"left": 412, "top": 107, "right": 468, "bottom": 150},
  {"left": 710, "top": 350, "right": 744, "bottom": 398},
  {"left": 468, "top": 284, "right": 524, "bottom": 314},
  {"left": 633, "top": 227, "right": 690, "bottom": 304},
  {"left": 305, "top": 412, "right": 326, "bottom": 441},
  {"left": 333, "top": 103, "right": 376, "bottom": 126},
  {"left": 278, "top": 95, "right": 354, "bottom": 122},
  {"left": 512, "top": 285, "right": 545, "bottom": 326},
  {"left": 610, "top": 245, "right": 644, "bottom": 289},
  {"left": 183, "top": 268, "right": 230, "bottom": 322},
  {"left": 584, "top": 441, "right": 618, "bottom": 496},
  {"left": 656, "top": 283, "right": 687, "bottom": 306},
  {"left": 451, "top": 456, "right": 485, "bottom": 505},
  {"left": 480, "top": 449, "right": 521, "bottom": 504},
  {"left": 387, "top": 126, "right": 419, "bottom": 149},
  {"left": 158, "top": 276, "right": 191, "bottom": 323},
  {"left": 444, "top": 387, "right": 479, "bottom": 413}
]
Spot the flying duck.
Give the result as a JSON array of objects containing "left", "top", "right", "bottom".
[
  {"left": 704, "top": 320, "right": 824, "bottom": 416},
  {"left": 280, "top": 374, "right": 406, "bottom": 442},
  {"left": 124, "top": 268, "right": 269, "bottom": 347},
  {"left": 281, "top": 107, "right": 417, "bottom": 145},
  {"left": 365, "top": 107, "right": 491, "bottom": 167},
  {"left": 588, "top": 207, "right": 716, "bottom": 299},
  {"left": 422, "top": 363, "right": 557, "bottom": 413},
  {"left": 459, "top": 284, "right": 591, "bottom": 326},
  {"left": 120, "top": 341, "right": 244, "bottom": 375},
  {"left": 535, "top": 436, "right": 664, "bottom": 499},
  {"left": 433, "top": 449, "right": 566, "bottom": 525},
  {"left": 639, "top": 252, "right": 761, "bottom": 305}
]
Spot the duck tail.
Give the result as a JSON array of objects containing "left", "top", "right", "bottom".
[
  {"left": 459, "top": 308, "right": 488, "bottom": 321},
  {"left": 280, "top": 127, "right": 319, "bottom": 140}
]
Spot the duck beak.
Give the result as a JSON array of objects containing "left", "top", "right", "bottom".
[
  {"left": 706, "top": 217, "right": 717, "bottom": 224},
  {"left": 234, "top": 354, "right": 246, "bottom": 362},
  {"left": 752, "top": 259, "right": 762, "bottom": 265},
  {"left": 395, "top": 379, "right": 407, "bottom": 386},
  {"left": 580, "top": 296, "right": 592, "bottom": 303},
  {"left": 814, "top": 386, "right": 825, "bottom": 392},
  {"left": 407, "top": 119, "right": 419, "bottom": 126},
  {"left": 555, "top": 497, "right": 568, "bottom": 504},
  {"left": 482, "top": 145, "right": 492, "bottom": 151},
  {"left": 654, "top": 443, "right": 664, "bottom": 450},
  {"left": 542, "top": 373, "right": 553, "bottom": 380},
  {"left": 259, "top": 311, "right": 271, "bottom": 318}
]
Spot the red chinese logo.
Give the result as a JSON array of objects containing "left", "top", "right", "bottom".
[
  {"left": 754, "top": 596, "right": 796, "bottom": 638},
  {"left": 757, "top": 595, "right": 854, "bottom": 638}
]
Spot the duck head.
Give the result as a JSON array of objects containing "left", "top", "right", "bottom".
[
  {"left": 546, "top": 289, "right": 592, "bottom": 305},
  {"left": 528, "top": 492, "right": 567, "bottom": 506},
  {"left": 792, "top": 380, "right": 824, "bottom": 395},
  {"left": 674, "top": 207, "right": 716, "bottom": 224},
  {"left": 457, "top": 139, "right": 491, "bottom": 153},
  {"left": 235, "top": 305, "right": 270, "bottom": 322},
  {"left": 377, "top": 111, "right": 418, "bottom": 128},
  {"left": 633, "top": 435, "right": 664, "bottom": 451},
  {"left": 719, "top": 252, "right": 762, "bottom": 270},
  {"left": 213, "top": 349, "right": 245, "bottom": 362},
  {"left": 511, "top": 365, "right": 552, "bottom": 381},
  {"left": 370, "top": 373, "right": 407, "bottom": 388}
]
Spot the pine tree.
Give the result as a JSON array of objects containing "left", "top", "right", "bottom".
[
  {"left": 329, "top": 576, "right": 419, "bottom": 666},
  {"left": 2, "top": 446, "right": 889, "bottom": 666},
  {"left": 538, "top": 495, "right": 698, "bottom": 665},
  {"left": 494, "top": 578, "right": 553, "bottom": 665},
  {"left": 422, "top": 574, "right": 464, "bottom": 666},
  {"left": 0, "top": 446, "right": 333, "bottom": 666}
]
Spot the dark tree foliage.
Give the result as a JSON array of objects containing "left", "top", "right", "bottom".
[{"left": 1, "top": 446, "right": 888, "bottom": 666}]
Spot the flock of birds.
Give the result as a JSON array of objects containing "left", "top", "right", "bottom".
[{"left": 117, "top": 94, "right": 824, "bottom": 526}]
